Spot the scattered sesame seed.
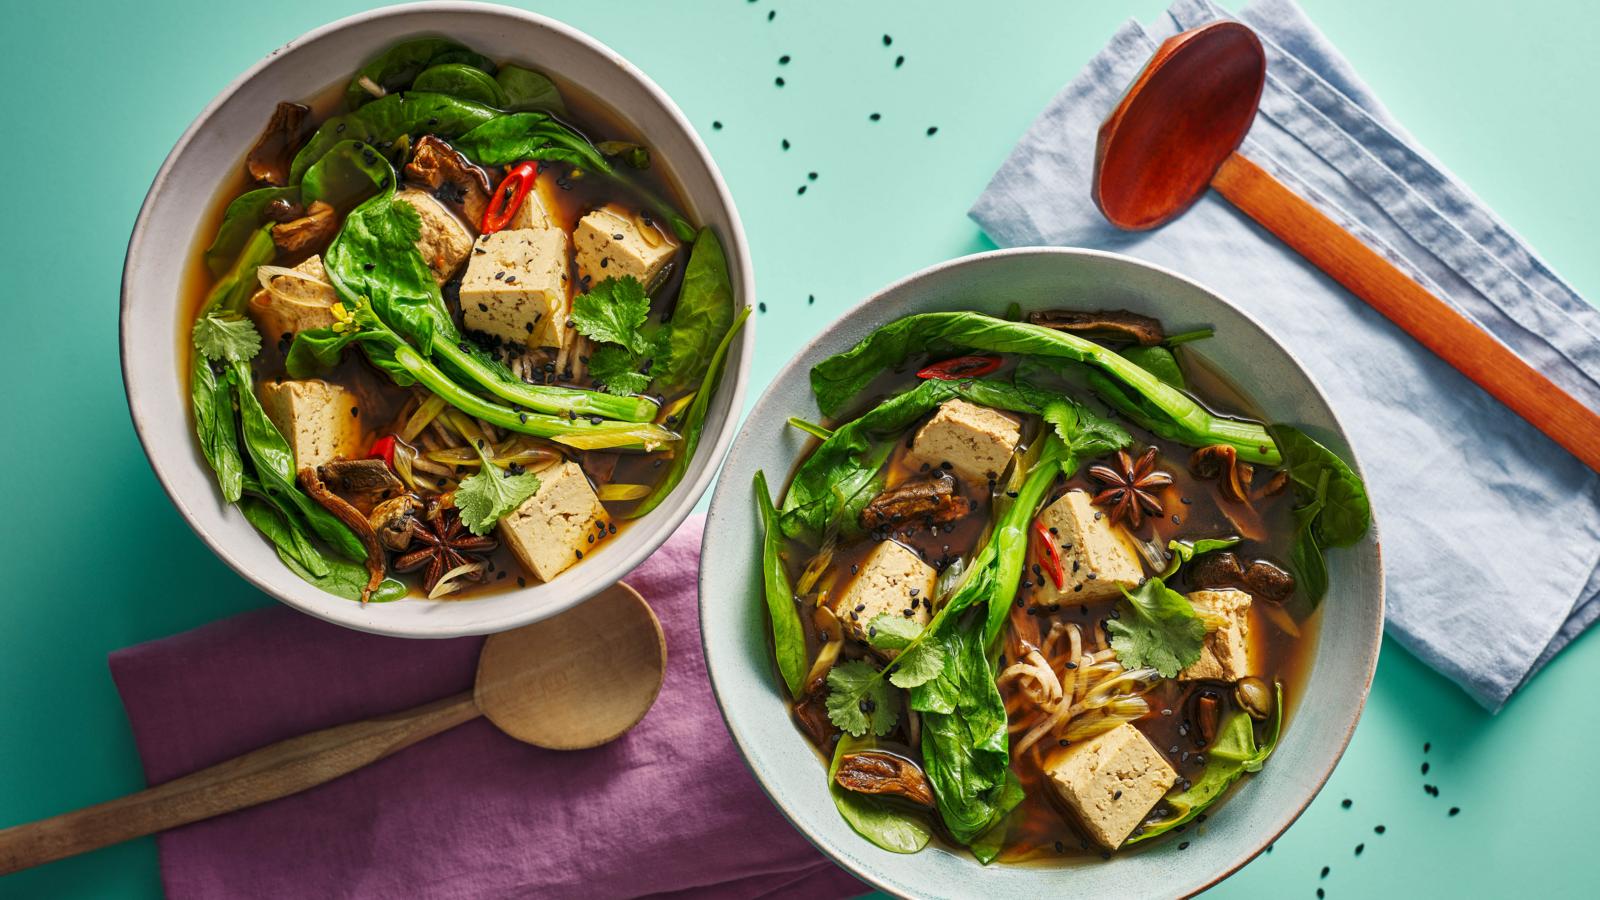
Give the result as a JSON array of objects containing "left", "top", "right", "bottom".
[
  {"left": 882, "top": 34, "right": 892, "bottom": 46},
  {"left": 869, "top": 112, "right": 881, "bottom": 121},
  {"left": 896, "top": 55, "right": 906, "bottom": 68},
  {"left": 1375, "top": 825, "right": 1386, "bottom": 834},
  {"left": 1421, "top": 762, "right": 1430, "bottom": 775},
  {"left": 808, "top": 171, "right": 818, "bottom": 181},
  {"left": 712, "top": 120, "right": 723, "bottom": 130},
  {"left": 758, "top": 302, "right": 767, "bottom": 313},
  {"left": 797, "top": 185, "right": 806, "bottom": 195},
  {"left": 1178, "top": 841, "right": 1189, "bottom": 850},
  {"left": 1448, "top": 807, "right": 1460, "bottom": 817},
  {"left": 767, "top": 9, "right": 775, "bottom": 20},
  {"left": 778, "top": 54, "right": 790, "bottom": 65},
  {"left": 1320, "top": 866, "right": 1330, "bottom": 879},
  {"left": 807, "top": 294, "right": 815, "bottom": 305},
  {"left": 781, "top": 138, "right": 790, "bottom": 150},
  {"left": 1341, "top": 798, "right": 1352, "bottom": 809}
]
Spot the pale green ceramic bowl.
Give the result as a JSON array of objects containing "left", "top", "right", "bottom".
[{"left": 700, "top": 248, "right": 1383, "bottom": 899}]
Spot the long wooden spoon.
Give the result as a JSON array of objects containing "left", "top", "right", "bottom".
[
  {"left": 0, "top": 582, "right": 666, "bottom": 875},
  {"left": 1093, "top": 21, "right": 1600, "bottom": 473}
]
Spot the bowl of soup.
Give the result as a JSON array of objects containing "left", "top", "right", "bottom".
[
  {"left": 700, "top": 248, "right": 1382, "bottom": 897},
  {"left": 123, "top": 3, "right": 753, "bottom": 637}
]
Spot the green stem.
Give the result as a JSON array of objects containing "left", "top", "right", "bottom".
[
  {"left": 984, "top": 443, "right": 1065, "bottom": 645},
  {"left": 786, "top": 417, "right": 834, "bottom": 441},
  {"left": 432, "top": 340, "right": 658, "bottom": 422}
]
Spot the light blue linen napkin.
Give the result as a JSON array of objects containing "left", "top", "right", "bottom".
[{"left": 970, "top": 0, "right": 1600, "bottom": 711}]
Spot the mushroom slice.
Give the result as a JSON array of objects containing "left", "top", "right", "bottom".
[
  {"left": 319, "top": 457, "right": 403, "bottom": 498},
  {"left": 1189, "top": 444, "right": 1254, "bottom": 504},
  {"left": 246, "top": 101, "right": 310, "bottom": 187},
  {"left": 1186, "top": 550, "right": 1296, "bottom": 603},
  {"left": 834, "top": 751, "right": 936, "bottom": 808},
  {"left": 793, "top": 692, "right": 838, "bottom": 747},
  {"left": 1027, "top": 308, "right": 1166, "bottom": 345},
  {"left": 370, "top": 495, "right": 425, "bottom": 552},
  {"left": 859, "top": 470, "right": 972, "bottom": 531},
  {"left": 299, "top": 466, "right": 386, "bottom": 604},
  {"left": 271, "top": 200, "right": 338, "bottom": 256},
  {"left": 404, "top": 135, "right": 493, "bottom": 225}
]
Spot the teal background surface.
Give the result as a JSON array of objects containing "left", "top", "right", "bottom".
[{"left": 1, "top": 0, "right": 1596, "bottom": 896}]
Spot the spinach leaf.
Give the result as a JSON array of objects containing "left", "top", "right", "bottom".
[
  {"left": 1107, "top": 577, "right": 1206, "bottom": 677},
  {"left": 827, "top": 735, "right": 933, "bottom": 854},
  {"left": 204, "top": 187, "right": 296, "bottom": 277},
  {"left": 413, "top": 62, "right": 507, "bottom": 107},
  {"left": 1267, "top": 424, "right": 1371, "bottom": 546},
  {"left": 1160, "top": 536, "right": 1242, "bottom": 579},
  {"left": 626, "top": 306, "right": 751, "bottom": 517},
  {"left": 190, "top": 356, "right": 244, "bottom": 503},
  {"left": 290, "top": 93, "right": 499, "bottom": 184},
  {"left": 754, "top": 470, "right": 809, "bottom": 698},
  {"left": 1266, "top": 425, "right": 1370, "bottom": 606},
  {"left": 239, "top": 483, "right": 328, "bottom": 577},
  {"left": 1122, "top": 344, "right": 1185, "bottom": 388},
  {"left": 1130, "top": 683, "right": 1283, "bottom": 844},
  {"left": 914, "top": 612, "right": 1021, "bottom": 851},
  {"left": 229, "top": 361, "right": 367, "bottom": 562},
  {"left": 809, "top": 313, "right": 1279, "bottom": 464},
  {"left": 826, "top": 659, "right": 900, "bottom": 737},
  {"left": 344, "top": 38, "right": 474, "bottom": 109},
  {"left": 496, "top": 65, "right": 566, "bottom": 114},
  {"left": 199, "top": 225, "right": 278, "bottom": 321},
  {"left": 652, "top": 228, "right": 735, "bottom": 393},
  {"left": 300, "top": 139, "right": 392, "bottom": 210},
  {"left": 241, "top": 497, "right": 407, "bottom": 603},
  {"left": 324, "top": 182, "right": 452, "bottom": 353}
]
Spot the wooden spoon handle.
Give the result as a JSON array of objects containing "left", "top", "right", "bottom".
[
  {"left": 0, "top": 692, "right": 479, "bottom": 875},
  {"left": 1212, "top": 152, "right": 1600, "bottom": 473}
]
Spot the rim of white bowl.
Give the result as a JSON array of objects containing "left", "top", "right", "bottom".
[
  {"left": 701, "top": 246, "right": 1383, "bottom": 899},
  {"left": 122, "top": 1, "right": 754, "bottom": 638}
]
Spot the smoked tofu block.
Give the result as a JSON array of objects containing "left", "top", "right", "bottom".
[
  {"left": 248, "top": 255, "right": 337, "bottom": 344},
  {"left": 1179, "top": 589, "right": 1258, "bottom": 682},
  {"left": 256, "top": 379, "right": 363, "bottom": 470},
  {"left": 1045, "top": 723, "right": 1177, "bottom": 850},
  {"left": 573, "top": 204, "right": 679, "bottom": 290},
  {"left": 1031, "top": 491, "right": 1146, "bottom": 605},
  {"left": 396, "top": 188, "right": 473, "bottom": 282},
  {"left": 459, "top": 228, "right": 571, "bottom": 349},
  {"left": 831, "top": 540, "right": 935, "bottom": 648},
  {"left": 907, "top": 399, "right": 1021, "bottom": 484},
  {"left": 498, "top": 461, "right": 609, "bottom": 583},
  {"left": 508, "top": 171, "right": 571, "bottom": 232}
]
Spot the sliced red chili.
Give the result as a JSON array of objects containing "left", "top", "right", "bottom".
[
  {"left": 915, "top": 355, "right": 1003, "bottom": 381},
  {"left": 367, "top": 435, "right": 398, "bottom": 468},
  {"left": 1031, "top": 519, "right": 1066, "bottom": 590},
  {"left": 479, "top": 161, "right": 539, "bottom": 235}
]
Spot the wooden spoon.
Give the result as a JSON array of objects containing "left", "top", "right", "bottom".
[
  {"left": 0, "top": 582, "right": 666, "bottom": 875},
  {"left": 1094, "top": 21, "right": 1600, "bottom": 473}
]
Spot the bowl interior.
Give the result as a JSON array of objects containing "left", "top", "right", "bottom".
[
  {"left": 122, "top": 2, "right": 752, "bottom": 638},
  {"left": 700, "top": 248, "right": 1381, "bottom": 898}
]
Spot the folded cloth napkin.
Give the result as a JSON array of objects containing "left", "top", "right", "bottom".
[
  {"left": 109, "top": 515, "right": 862, "bottom": 899},
  {"left": 971, "top": 0, "right": 1600, "bottom": 710}
]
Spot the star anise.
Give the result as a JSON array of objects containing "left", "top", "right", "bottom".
[
  {"left": 392, "top": 505, "right": 498, "bottom": 595},
  {"left": 1087, "top": 447, "right": 1172, "bottom": 529}
]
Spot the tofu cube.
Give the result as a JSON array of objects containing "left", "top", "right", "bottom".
[
  {"left": 1031, "top": 491, "right": 1146, "bottom": 605},
  {"left": 1179, "top": 589, "right": 1258, "bottom": 682},
  {"left": 247, "top": 255, "right": 337, "bottom": 344},
  {"left": 1044, "top": 722, "right": 1177, "bottom": 850},
  {"left": 830, "top": 541, "right": 935, "bottom": 649},
  {"left": 459, "top": 228, "right": 571, "bottom": 349},
  {"left": 573, "top": 204, "right": 680, "bottom": 290},
  {"left": 508, "top": 171, "right": 571, "bottom": 232},
  {"left": 498, "top": 461, "right": 609, "bottom": 583},
  {"left": 256, "top": 379, "right": 364, "bottom": 470},
  {"left": 396, "top": 188, "right": 473, "bottom": 282},
  {"left": 907, "top": 399, "right": 1021, "bottom": 484}
]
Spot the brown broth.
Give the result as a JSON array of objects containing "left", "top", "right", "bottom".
[
  {"left": 182, "top": 64, "right": 695, "bottom": 600},
  {"left": 779, "top": 346, "right": 1319, "bottom": 862}
]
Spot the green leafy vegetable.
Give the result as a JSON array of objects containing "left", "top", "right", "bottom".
[
  {"left": 652, "top": 228, "right": 735, "bottom": 392},
  {"left": 586, "top": 347, "right": 653, "bottom": 396},
  {"left": 291, "top": 92, "right": 500, "bottom": 184},
  {"left": 825, "top": 659, "right": 900, "bottom": 737},
  {"left": 193, "top": 315, "right": 262, "bottom": 363},
  {"left": 344, "top": 38, "right": 475, "bottom": 109},
  {"left": 1130, "top": 683, "right": 1283, "bottom": 843},
  {"left": 413, "top": 62, "right": 507, "bottom": 107},
  {"left": 1040, "top": 398, "right": 1132, "bottom": 478},
  {"left": 299, "top": 139, "right": 392, "bottom": 210},
  {"left": 754, "top": 470, "right": 809, "bottom": 698},
  {"left": 865, "top": 614, "right": 944, "bottom": 689},
  {"left": 1107, "top": 577, "right": 1206, "bottom": 677},
  {"left": 496, "top": 64, "right": 566, "bottom": 114},
  {"left": 203, "top": 187, "right": 297, "bottom": 277},
  {"left": 571, "top": 276, "right": 652, "bottom": 352},
  {"left": 626, "top": 306, "right": 751, "bottom": 518},
  {"left": 1122, "top": 344, "right": 1185, "bottom": 388},
  {"left": 808, "top": 312, "right": 1279, "bottom": 464},
  {"left": 1267, "top": 425, "right": 1371, "bottom": 606},
  {"left": 454, "top": 441, "right": 542, "bottom": 536},
  {"left": 190, "top": 356, "right": 243, "bottom": 503},
  {"left": 1161, "top": 536, "right": 1243, "bottom": 579},
  {"left": 239, "top": 484, "right": 329, "bottom": 577},
  {"left": 828, "top": 735, "right": 933, "bottom": 854}
]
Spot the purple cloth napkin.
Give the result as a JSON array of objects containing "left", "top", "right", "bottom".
[{"left": 109, "top": 515, "right": 861, "bottom": 899}]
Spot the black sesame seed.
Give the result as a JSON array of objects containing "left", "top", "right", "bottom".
[
  {"left": 758, "top": 302, "right": 768, "bottom": 313},
  {"left": 1320, "top": 866, "right": 1330, "bottom": 879},
  {"left": 712, "top": 120, "right": 723, "bottom": 130},
  {"left": 1178, "top": 841, "right": 1190, "bottom": 850},
  {"left": 775, "top": 76, "right": 785, "bottom": 87},
  {"left": 767, "top": 9, "right": 775, "bottom": 20},
  {"left": 895, "top": 55, "right": 905, "bottom": 68},
  {"left": 574, "top": 550, "right": 583, "bottom": 559},
  {"left": 1375, "top": 825, "right": 1386, "bottom": 834},
  {"left": 1054, "top": 841, "right": 1064, "bottom": 853},
  {"left": 1341, "top": 798, "right": 1352, "bottom": 809},
  {"left": 516, "top": 577, "right": 525, "bottom": 587},
  {"left": 778, "top": 54, "right": 790, "bottom": 65},
  {"left": 1448, "top": 807, "right": 1460, "bottom": 817},
  {"left": 1317, "top": 890, "right": 1325, "bottom": 899},
  {"left": 797, "top": 185, "right": 806, "bottom": 196},
  {"left": 869, "top": 112, "right": 881, "bottom": 122},
  {"left": 781, "top": 138, "right": 790, "bottom": 150},
  {"left": 882, "top": 34, "right": 892, "bottom": 46},
  {"left": 1355, "top": 843, "right": 1364, "bottom": 856},
  {"left": 1424, "top": 742, "right": 1431, "bottom": 753},
  {"left": 1421, "top": 762, "right": 1430, "bottom": 775},
  {"left": 807, "top": 294, "right": 815, "bottom": 305},
  {"left": 926, "top": 126, "right": 938, "bottom": 136}
]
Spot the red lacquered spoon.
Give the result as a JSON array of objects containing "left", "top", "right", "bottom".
[{"left": 1093, "top": 21, "right": 1600, "bottom": 473}]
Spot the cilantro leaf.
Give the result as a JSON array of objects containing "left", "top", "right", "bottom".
[
  {"left": 193, "top": 314, "right": 263, "bottom": 362},
  {"left": 825, "top": 659, "right": 899, "bottom": 737},
  {"left": 570, "top": 276, "right": 651, "bottom": 354},
  {"left": 588, "top": 344, "right": 652, "bottom": 395},
  {"left": 1107, "top": 577, "right": 1206, "bottom": 677},
  {"left": 864, "top": 614, "right": 946, "bottom": 689},
  {"left": 1041, "top": 398, "right": 1130, "bottom": 477},
  {"left": 454, "top": 441, "right": 542, "bottom": 535}
]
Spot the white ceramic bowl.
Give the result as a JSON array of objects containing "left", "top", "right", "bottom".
[
  {"left": 701, "top": 248, "right": 1382, "bottom": 899},
  {"left": 122, "top": 2, "right": 753, "bottom": 638}
]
